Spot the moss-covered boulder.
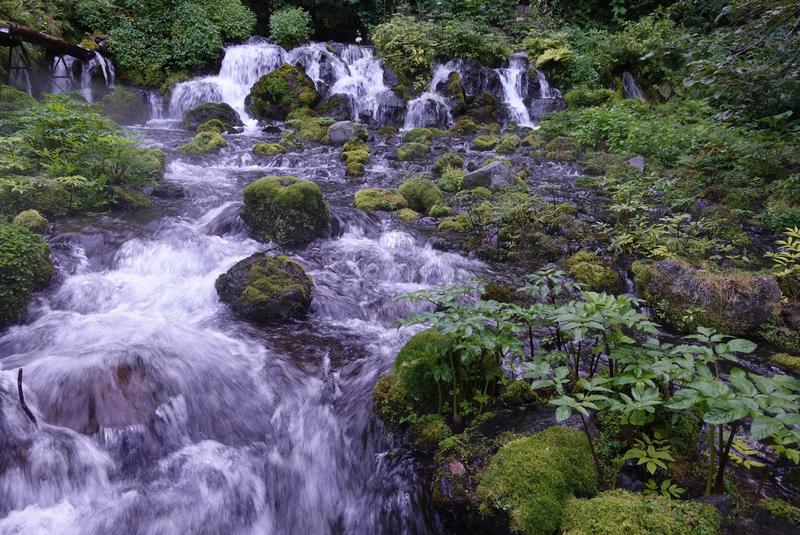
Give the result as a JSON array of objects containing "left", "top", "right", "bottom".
[
  {"left": 429, "top": 203, "right": 452, "bottom": 217},
  {"left": 111, "top": 185, "right": 152, "bottom": 210},
  {"left": 564, "top": 251, "right": 622, "bottom": 293},
  {"left": 398, "top": 177, "right": 443, "bottom": 215},
  {"left": 433, "top": 152, "right": 465, "bottom": 177},
  {"left": 477, "top": 426, "right": 598, "bottom": 535},
  {"left": 241, "top": 176, "right": 329, "bottom": 246},
  {"left": 215, "top": 253, "right": 313, "bottom": 324},
  {"left": 247, "top": 64, "right": 321, "bottom": 121},
  {"left": 561, "top": 490, "right": 720, "bottom": 535},
  {"left": 101, "top": 87, "right": 149, "bottom": 125},
  {"left": 198, "top": 119, "right": 233, "bottom": 134},
  {"left": 397, "top": 142, "right": 431, "bottom": 161},
  {"left": 396, "top": 208, "right": 421, "bottom": 223},
  {"left": 473, "top": 135, "right": 499, "bottom": 151},
  {"left": 450, "top": 116, "right": 478, "bottom": 135},
  {"left": 0, "top": 223, "right": 53, "bottom": 327},
  {"left": 340, "top": 138, "right": 371, "bottom": 176},
  {"left": 354, "top": 188, "right": 407, "bottom": 212},
  {"left": 252, "top": 142, "right": 286, "bottom": 156},
  {"left": 753, "top": 497, "right": 800, "bottom": 533},
  {"left": 13, "top": 210, "right": 48, "bottom": 234},
  {"left": 178, "top": 130, "right": 228, "bottom": 155},
  {"left": 496, "top": 134, "right": 521, "bottom": 154},
  {"left": 770, "top": 353, "right": 800, "bottom": 373},
  {"left": 182, "top": 103, "right": 242, "bottom": 131},
  {"left": 403, "top": 128, "right": 446, "bottom": 145},
  {"left": 634, "top": 260, "right": 781, "bottom": 335}
]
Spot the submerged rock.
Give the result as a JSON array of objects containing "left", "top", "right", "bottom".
[
  {"left": 241, "top": 176, "right": 329, "bottom": 246},
  {"left": 463, "top": 161, "right": 514, "bottom": 190},
  {"left": 182, "top": 103, "right": 242, "bottom": 131},
  {"left": 215, "top": 253, "right": 313, "bottom": 324}
]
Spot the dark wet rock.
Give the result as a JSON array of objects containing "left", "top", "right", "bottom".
[
  {"left": 215, "top": 253, "right": 313, "bottom": 324},
  {"left": 529, "top": 98, "right": 566, "bottom": 118},
  {"left": 148, "top": 182, "right": 183, "bottom": 199},
  {"left": 327, "top": 121, "right": 357, "bottom": 144},
  {"left": 626, "top": 155, "right": 646, "bottom": 172},
  {"left": 463, "top": 161, "right": 514, "bottom": 190},
  {"left": 182, "top": 103, "right": 242, "bottom": 131},
  {"left": 262, "top": 125, "right": 282, "bottom": 134},
  {"left": 458, "top": 60, "right": 503, "bottom": 101},
  {"left": 320, "top": 93, "right": 353, "bottom": 121},
  {"left": 383, "top": 66, "right": 401, "bottom": 90},
  {"left": 374, "top": 91, "right": 406, "bottom": 126},
  {"left": 634, "top": 259, "right": 782, "bottom": 335},
  {"left": 698, "top": 495, "right": 735, "bottom": 525}
]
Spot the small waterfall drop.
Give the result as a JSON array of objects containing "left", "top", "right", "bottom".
[
  {"left": 497, "top": 54, "right": 535, "bottom": 128},
  {"left": 622, "top": 71, "right": 645, "bottom": 101},
  {"left": 80, "top": 54, "right": 115, "bottom": 102},
  {"left": 403, "top": 62, "right": 456, "bottom": 130},
  {"left": 536, "top": 69, "right": 559, "bottom": 99},
  {"left": 328, "top": 45, "right": 391, "bottom": 122}
]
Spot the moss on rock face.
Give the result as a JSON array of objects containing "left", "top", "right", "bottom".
[
  {"left": 111, "top": 185, "right": 152, "bottom": 210},
  {"left": 241, "top": 176, "right": 329, "bottom": 245},
  {"left": 397, "top": 142, "right": 431, "bottom": 161},
  {"left": 410, "top": 413, "right": 453, "bottom": 449},
  {"left": 215, "top": 253, "right": 313, "bottom": 324},
  {"left": 247, "top": 64, "right": 321, "bottom": 121},
  {"left": 398, "top": 177, "right": 443, "bottom": 215},
  {"left": 0, "top": 223, "right": 53, "bottom": 327},
  {"left": 403, "top": 127, "right": 446, "bottom": 145},
  {"left": 396, "top": 208, "right": 421, "bottom": 223},
  {"left": 429, "top": 203, "right": 452, "bottom": 217},
  {"left": 252, "top": 142, "right": 286, "bottom": 156},
  {"left": 178, "top": 130, "right": 228, "bottom": 155},
  {"left": 433, "top": 152, "right": 465, "bottom": 177},
  {"left": 13, "top": 210, "right": 48, "bottom": 234},
  {"left": 197, "top": 119, "right": 231, "bottom": 134},
  {"left": 477, "top": 426, "right": 598, "bottom": 535},
  {"left": 561, "top": 490, "right": 720, "bottom": 535},
  {"left": 564, "top": 251, "right": 622, "bottom": 293},
  {"left": 496, "top": 134, "right": 521, "bottom": 154},
  {"left": 340, "top": 138, "right": 371, "bottom": 176},
  {"left": 473, "top": 135, "right": 499, "bottom": 151},
  {"left": 633, "top": 260, "right": 782, "bottom": 335},
  {"left": 770, "top": 353, "right": 800, "bottom": 373},
  {"left": 450, "top": 116, "right": 478, "bottom": 135},
  {"left": 182, "top": 103, "right": 242, "bottom": 131},
  {"left": 756, "top": 497, "right": 800, "bottom": 526},
  {"left": 354, "top": 188, "right": 407, "bottom": 212}
]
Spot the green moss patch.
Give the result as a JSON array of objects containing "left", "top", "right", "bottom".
[
  {"left": 178, "top": 131, "right": 227, "bottom": 155},
  {"left": 398, "top": 177, "right": 443, "bottom": 215},
  {"left": 247, "top": 64, "right": 321, "bottom": 121},
  {"left": 252, "top": 142, "right": 286, "bottom": 156},
  {"left": 397, "top": 142, "right": 431, "bottom": 161},
  {"left": 13, "top": 210, "right": 48, "bottom": 234},
  {"left": 473, "top": 135, "right": 499, "bottom": 151},
  {"left": 354, "top": 188, "right": 407, "bottom": 212},
  {"left": 0, "top": 223, "right": 53, "bottom": 327},
  {"left": 564, "top": 251, "right": 622, "bottom": 293}
]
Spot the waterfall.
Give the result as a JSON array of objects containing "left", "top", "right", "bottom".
[
  {"left": 402, "top": 62, "right": 456, "bottom": 130},
  {"left": 80, "top": 54, "right": 115, "bottom": 102},
  {"left": 497, "top": 54, "right": 535, "bottom": 128},
  {"left": 536, "top": 69, "right": 560, "bottom": 100},
  {"left": 622, "top": 71, "right": 645, "bottom": 101},
  {"left": 45, "top": 54, "right": 115, "bottom": 101},
  {"left": 148, "top": 92, "right": 164, "bottom": 120},
  {"left": 328, "top": 45, "right": 391, "bottom": 122}
]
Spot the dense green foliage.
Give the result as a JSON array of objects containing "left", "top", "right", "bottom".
[
  {"left": 0, "top": 88, "right": 164, "bottom": 217},
  {"left": 268, "top": 6, "right": 313, "bottom": 49},
  {"left": 0, "top": 223, "right": 52, "bottom": 326}
]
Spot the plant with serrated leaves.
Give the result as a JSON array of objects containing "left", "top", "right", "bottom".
[
  {"left": 766, "top": 227, "right": 800, "bottom": 298},
  {"left": 645, "top": 478, "right": 685, "bottom": 499},
  {"left": 622, "top": 432, "right": 675, "bottom": 475}
]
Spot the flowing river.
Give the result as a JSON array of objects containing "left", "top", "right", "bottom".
[{"left": 0, "top": 122, "right": 488, "bottom": 534}]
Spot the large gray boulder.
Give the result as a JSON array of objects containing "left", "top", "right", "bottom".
[
  {"left": 215, "top": 253, "right": 313, "bottom": 324},
  {"left": 327, "top": 121, "right": 356, "bottom": 144},
  {"left": 463, "top": 161, "right": 514, "bottom": 190}
]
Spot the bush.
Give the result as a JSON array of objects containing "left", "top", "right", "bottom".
[
  {"left": 0, "top": 223, "right": 53, "bottom": 327},
  {"left": 372, "top": 15, "right": 437, "bottom": 93},
  {"left": 477, "top": 426, "right": 598, "bottom": 535},
  {"left": 269, "top": 7, "right": 313, "bottom": 49},
  {"left": 13, "top": 210, "right": 48, "bottom": 234},
  {"left": 241, "top": 176, "right": 329, "bottom": 245},
  {"left": 437, "top": 19, "right": 510, "bottom": 66},
  {"left": 354, "top": 188, "right": 407, "bottom": 212},
  {"left": 561, "top": 490, "right": 720, "bottom": 535},
  {"left": 398, "top": 177, "right": 443, "bottom": 215},
  {"left": 565, "top": 87, "right": 619, "bottom": 108}
]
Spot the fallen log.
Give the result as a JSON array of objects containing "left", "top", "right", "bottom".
[{"left": 0, "top": 22, "right": 95, "bottom": 61}]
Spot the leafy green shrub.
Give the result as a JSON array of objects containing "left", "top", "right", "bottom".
[
  {"left": 241, "top": 176, "right": 329, "bottom": 245},
  {"left": 13, "top": 210, "right": 48, "bottom": 234},
  {"left": 565, "top": 87, "right": 619, "bottom": 108},
  {"left": 437, "top": 166, "right": 465, "bottom": 193},
  {"left": 178, "top": 130, "right": 227, "bottom": 154},
  {"left": 0, "top": 223, "right": 53, "bottom": 327},
  {"left": 561, "top": 490, "right": 720, "bottom": 535},
  {"left": 477, "top": 426, "right": 597, "bottom": 535},
  {"left": 372, "top": 15, "right": 437, "bottom": 93},
  {"left": 437, "top": 19, "right": 510, "bottom": 66},
  {"left": 0, "top": 94, "right": 164, "bottom": 217},
  {"left": 398, "top": 177, "right": 443, "bottom": 215},
  {"left": 353, "top": 188, "right": 407, "bottom": 212},
  {"left": 269, "top": 7, "right": 313, "bottom": 49}
]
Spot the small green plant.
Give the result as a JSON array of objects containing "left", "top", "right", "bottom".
[
  {"left": 644, "top": 479, "right": 685, "bottom": 499},
  {"left": 269, "top": 7, "right": 313, "bottom": 49},
  {"left": 622, "top": 433, "right": 674, "bottom": 475},
  {"left": 766, "top": 227, "right": 800, "bottom": 298}
]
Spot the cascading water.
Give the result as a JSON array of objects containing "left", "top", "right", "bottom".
[
  {"left": 536, "top": 69, "right": 559, "bottom": 100},
  {"left": 497, "top": 54, "right": 535, "bottom": 128},
  {"left": 80, "top": 55, "right": 115, "bottom": 102},
  {"left": 46, "top": 54, "right": 115, "bottom": 102},
  {"left": 403, "top": 62, "right": 457, "bottom": 130},
  {"left": 0, "top": 118, "right": 482, "bottom": 533},
  {"left": 622, "top": 71, "right": 645, "bottom": 101}
]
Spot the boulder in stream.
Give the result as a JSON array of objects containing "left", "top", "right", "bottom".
[
  {"left": 182, "top": 103, "right": 242, "bottom": 131},
  {"left": 241, "top": 176, "right": 329, "bottom": 245},
  {"left": 463, "top": 161, "right": 514, "bottom": 191},
  {"left": 327, "top": 121, "right": 357, "bottom": 144},
  {"left": 246, "top": 64, "right": 321, "bottom": 121},
  {"left": 215, "top": 253, "right": 313, "bottom": 324}
]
